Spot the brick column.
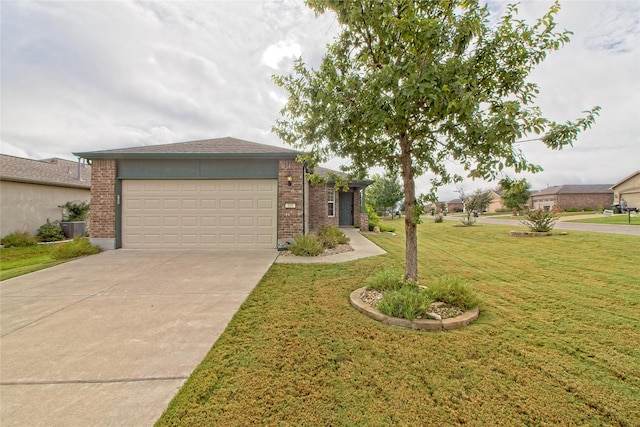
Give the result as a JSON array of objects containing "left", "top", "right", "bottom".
[
  {"left": 278, "top": 159, "right": 304, "bottom": 246},
  {"left": 89, "top": 159, "right": 117, "bottom": 249}
]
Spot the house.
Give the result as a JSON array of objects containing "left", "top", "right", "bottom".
[
  {"left": 74, "top": 137, "right": 371, "bottom": 250},
  {"left": 486, "top": 190, "right": 505, "bottom": 213},
  {"left": 611, "top": 171, "right": 640, "bottom": 209},
  {"left": 446, "top": 198, "right": 464, "bottom": 213},
  {"left": 0, "top": 154, "right": 91, "bottom": 238},
  {"left": 529, "top": 184, "right": 613, "bottom": 212}
]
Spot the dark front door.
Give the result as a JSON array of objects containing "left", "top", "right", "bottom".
[{"left": 339, "top": 192, "right": 353, "bottom": 226}]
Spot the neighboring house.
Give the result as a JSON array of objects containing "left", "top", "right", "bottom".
[
  {"left": 529, "top": 184, "right": 613, "bottom": 211},
  {"left": 446, "top": 198, "right": 464, "bottom": 213},
  {"left": 611, "top": 171, "right": 640, "bottom": 209},
  {"left": 74, "top": 137, "right": 371, "bottom": 250},
  {"left": 0, "top": 154, "right": 91, "bottom": 238}
]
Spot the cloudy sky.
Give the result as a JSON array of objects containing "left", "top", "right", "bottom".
[{"left": 2, "top": 0, "right": 638, "bottom": 200}]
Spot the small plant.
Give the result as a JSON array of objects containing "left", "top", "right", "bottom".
[
  {"left": 377, "top": 287, "right": 433, "bottom": 321},
  {"left": 520, "top": 209, "right": 558, "bottom": 232},
  {"left": 433, "top": 213, "right": 444, "bottom": 223},
  {"left": 288, "top": 234, "right": 324, "bottom": 256},
  {"left": 51, "top": 237, "right": 101, "bottom": 260},
  {"left": 317, "top": 226, "right": 349, "bottom": 249},
  {"left": 36, "top": 220, "right": 65, "bottom": 242},
  {"left": 59, "top": 201, "right": 90, "bottom": 221},
  {"left": 426, "top": 276, "right": 481, "bottom": 311},
  {"left": 1, "top": 231, "right": 37, "bottom": 248},
  {"left": 565, "top": 207, "right": 580, "bottom": 213},
  {"left": 365, "top": 269, "right": 410, "bottom": 291},
  {"left": 583, "top": 206, "right": 594, "bottom": 212}
]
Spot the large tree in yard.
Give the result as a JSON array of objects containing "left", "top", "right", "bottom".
[
  {"left": 273, "top": 0, "right": 599, "bottom": 281},
  {"left": 367, "top": 174, "right": 404, "bottom": 218}
]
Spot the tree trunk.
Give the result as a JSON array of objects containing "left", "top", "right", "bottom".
[{"left": 399, "top": 134, "right": 418, "bottom": 282}]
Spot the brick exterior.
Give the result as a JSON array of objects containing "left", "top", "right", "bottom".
[
  {"left": 89, "top": 160, "right": 117, "bottom": 238},
  {"left": 308, "top": 184, "right": 338, "bottom": 232},
  {"left": 531, "top": 193, "right": 613, "bottom": 211},
  {"left": 277, "top": 160, "right": 304, "bottom": 243}
]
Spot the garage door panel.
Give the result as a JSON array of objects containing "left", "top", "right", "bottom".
[{"left": 122, "top": 179, "right": 276, "bottom": 248}]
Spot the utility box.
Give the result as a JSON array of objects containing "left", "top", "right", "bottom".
[{"left": 60, "top": 222, "right": 85, "bottom": 239}]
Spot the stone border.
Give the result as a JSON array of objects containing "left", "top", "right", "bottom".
[
  {"left": 349, "top": 287, "right": 479, "bottom": 332},
  {"left": 509, "top": 230, "right": 568, "bottom": 237}
]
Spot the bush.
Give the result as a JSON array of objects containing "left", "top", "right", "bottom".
[
  {"left": 565, "top": 207, "right": 580, "bottom": 213},
  {"left": 288, "top": 234, "right": 324, "bottom": 256},
  {"left": 520, "top": 209, "right": 558, "bottom": 232},
  {"left": 583, "top": 206, "right": 594, "bottom": 212},
  {"left": 433, "top": 213, "right": 444, "bottom": 223},
  {"left": 36, "top": 220, "right": 65, "bottom": 242},
  {"left": 1, "top": 231, "right": 37, "bottom": 248},
  {"left": 59, "top": 201, "right": 90, "bottom": 221},
  {"left": 365, "top": 269, "right": 410, "bottom": 291},
  {"left": 51, "top": 237, "right": 101, "bottom": 260},
  {"left": 378, "top": 223, "right": 396, "bottom": 232},
  {"left": 426, "top": 276, "right": 481, "bottom": 310},
  {"left": 377, "top": 287, "right": 433, "bottom": 321},
  {"left": 367, "top": 206, "right": 381, "bottom": 231},
  {"left": 317, "top": 226, "right": 349, "bottom": 249}
]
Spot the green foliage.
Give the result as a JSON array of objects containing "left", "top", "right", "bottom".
[
  {"left": 365, "top": 269, "right": 409, "bottom": 291},
  {"left": 51, "top": 237, "right": 101, "bottom": 260},
  {"left": 288, "top": 234, "right": 324, "bottom": 256},
  {"left": 366, "top": 174, "right": 403, "bottom": 216},
  {"left": 583, "top": 206, "right": 594, "bottom": 212},
  {"left": 521, "top": 209, "right": 558, "bottom": 232},
  {"left": 317, "top": 226, "right": 349, "bottom": 249},
  {"left": 1, "top": 232, "right": 37, "bottom": 248},
  {"left": 426, "top": 277, "right": 482, "bottom": 311},
  {"left": 565, "top": 207, "right": 580, "bottom": 212},
  {"left": 377, "top": 287, "right": 433, "bottom": 321},
  {"left": 499, "top": 177, "right": 532, "bottom": 214},
  {"left": 36, "top": 220, "right": 65, "bottom": 242},
  {"left": 59, "top": 201, "right": 90, "bottom": 221}
]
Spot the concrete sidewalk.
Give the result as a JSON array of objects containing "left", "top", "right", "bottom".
[
  {"left": 275, "top": 227, "right": 386, "bottom": 263},
  {"left": 1, "top": 249, "right": 277, "bottom": 427}
]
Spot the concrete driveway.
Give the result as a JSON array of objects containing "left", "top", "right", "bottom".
[{"left": 0, "top": 249, "right": 277, "bottom": 426}]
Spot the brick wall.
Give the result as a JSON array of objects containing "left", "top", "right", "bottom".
[
  {"left": 308, "top": 184, "right": 339, "bottom": 232},
  {"left": 90, "top": 160, "right": 117, "bottom": 238},
  {"left": 558, "top": 193, "right": 613, "bottom": 211},
  {"left": 277, "top": 160, "right": 304, "bottom": 243}
]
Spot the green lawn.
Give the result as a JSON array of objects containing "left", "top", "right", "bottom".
[
  {"left": 0, "top": 245, "right": 66, "bottom": 281},
  {"left": 157, "top": 220, "right": 640, "bottom": 426},
  {"left": 570, "top": 214, "right": 640, "bottom": 225}
]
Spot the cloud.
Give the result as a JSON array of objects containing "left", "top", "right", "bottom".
[{"left": 262, "top": 40, "right": 302, "bottom": 69}]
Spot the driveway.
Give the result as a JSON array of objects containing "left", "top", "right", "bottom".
[{"left": 0, "top": 249, "right": 277, "bottom": 426}]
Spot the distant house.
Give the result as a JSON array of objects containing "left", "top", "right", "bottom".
[
  {"left": 529, "top": 184, "right": 613, "bottom": 212},
  {"left": 486, "top": 190, "right": 505, "bottom": 213},
  {"left": 447, "top": 198, "right": 465, "bottom": 213},
  {"left": 0, "top": 155, "right": 91, "bottom": 238},
  {"left": 611, "top": 171, "right": 640, "bottom": 209}
]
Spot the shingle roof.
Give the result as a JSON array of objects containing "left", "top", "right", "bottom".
[
  {"left": 532, "top": 184, "right": 613, "bottom": 196},
  {"left": 74, "top": 137, "right": 299, "bottom": 159},
  {"left": 0, "top": 155, "right": 91, "bottom": 189}
]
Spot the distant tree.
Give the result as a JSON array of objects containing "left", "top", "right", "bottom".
[
  {"left": 273, "top": 0, "right": 599, "bottom": 281},
  {"left": 500, "top": 177, "right": 532, "bottom": 215},
  {"left": 367, "top": 174, "right": 404, "bottom": 218},
  {"left": 457, "top": 187, "right": 493, "bottom": 226}
]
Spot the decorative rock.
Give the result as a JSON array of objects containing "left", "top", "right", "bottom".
[
  {"left": 425, "top": 312, "right": 442, "bottom": 320},
  {"left": 373, "top": 226, "right": 381, "bottom": 233}
]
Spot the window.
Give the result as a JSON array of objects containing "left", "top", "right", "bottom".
[{"left": 327, "top": 189, "right": 335, "bottom": 217}]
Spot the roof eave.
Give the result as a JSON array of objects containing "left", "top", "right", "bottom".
[
  {"left": 1, "top": 177, "right": 91, "bottom": 189},
  {"left": 72, "top": 152, "right": 299, "bottom": 160}
]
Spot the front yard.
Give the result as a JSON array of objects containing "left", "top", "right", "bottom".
[{"left": 157, "top": 220, "right": 640, "bottom": 426}]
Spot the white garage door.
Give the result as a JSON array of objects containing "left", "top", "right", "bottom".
[{"left": 122, "top": 180, "right": 277, "bottom": 249}]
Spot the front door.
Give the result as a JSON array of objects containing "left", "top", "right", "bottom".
[{"left": 339, "top": 192, "right": 353, "bottom": 226}]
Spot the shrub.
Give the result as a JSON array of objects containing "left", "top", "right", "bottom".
[
  {"left": 1, "top": 231, "right": 38, "bottom": 248},
  {"left": 36, "top": 220, "right": 65, "bottom": 242},
  {"left": 520, "top": 209, "right": 558, "bottom": 232},
  {"left": 51, "top": 237, "right": 101, "bottom": 260},
  {"left": 367, "top": 206, "right": 381, "bottom": 231},
  {"left": 426, "top": 276, "right": 481, "bottom": 310},
  {"left": 317, "top": 226, "right": 349, "bottom": 249},
  {"left": 377, "top": 287, "right": 433, "bottom": 321},
  {"left": 565, "top": 207, "right": 580, "bottom": 213},
  {"left": 378, "top": 223, "right": 396, "bottom": 232},
  {"left": 365, "top": 269, "right": 409, "bottom": 291},
  {"left": 59, "top": 201, "right": 90, "bottom": 221},
  {"left": 288, "top": 234, "right": 324, "bottom": 256},
  {"left": 433, "top": 213, "right": 444, "bottom": 223},
  {"left": 583, "top": 206, "right": 594, "bottom": 212}
]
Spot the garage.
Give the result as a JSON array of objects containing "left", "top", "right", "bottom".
[{"left": 122, "top": 179, "right": 277, "bottom": 249}]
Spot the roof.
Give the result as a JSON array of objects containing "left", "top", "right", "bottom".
[
  {"left": 447, "top": 198, "right": 464, "bottom": 204},
  {"left": 0, "top": 154, "right": 91, "bottom": 189},
  {"left": 532, "top": 184, "right": 613, "bottom": 196},
  {"left": 611, "top": 171, "right": 640, "bottom": 189},
  {"left": 312, "top": 166, "right": 373, "bottom": 187},
  {"left": 73, "top": 137, "right": 299, "bottom": 160}
]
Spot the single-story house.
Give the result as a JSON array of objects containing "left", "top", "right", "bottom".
[
  {"left": 486, "top": 190, "right": 505, "bottom": 213},
  {"left": 529, "top": 184, "right": 613, "bottom": 211},
  {"left": 611, "top": 171, "right": 640, "bottom": 209},
  {"left": 446, "top": 198, "right": 464, "bottom": 213},
  {"left": 74, "top": 137, "right": 371, "bottom": 250},
  {"left": 0, "top": 154, "right": 91, "bottom": 238}
]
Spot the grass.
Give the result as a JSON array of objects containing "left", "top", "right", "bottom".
[
  {"left": 157, "top": 219, "right": 640, "bottom": 426},
  {"left": 0, "top": 245, "right": 66, "bottom": 280},
  {"left": 570, "top": 214, "right": 640, "bottom": 225}
]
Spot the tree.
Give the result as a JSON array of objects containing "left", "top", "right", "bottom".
[
  {"left": 500, "top": 177, "right": 532, "bottom": 215},
  {"left": 367, "top": 174, "right": 404, "bottom": 218},
  {"left": 273, "top": 0, "right": 599, "bottom": 281},
  {"left": 456, "top": 187, "right": 493, "bottom": 226}
]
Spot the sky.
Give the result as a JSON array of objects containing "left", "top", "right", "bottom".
[{"left": 1, "top": 0, "right": 639, "bottom": 201}]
